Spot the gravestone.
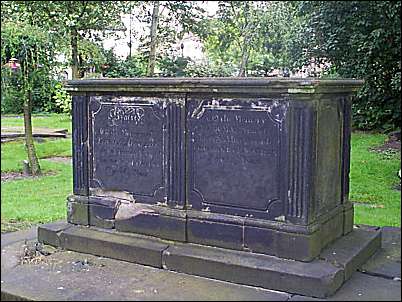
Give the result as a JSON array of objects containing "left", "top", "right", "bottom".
[{"left": 38, "top": 78, "right": 381, "bottom": 298}]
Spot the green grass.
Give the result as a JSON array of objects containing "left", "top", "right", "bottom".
[
  {"left": 1, "top": 114, "right": 400, "bottom": 232},
  {"left": 350, "top": 132, "right": 400, "bottom": 227},
  {"left": 1, "top": 139, "right": 72, "bottom": 172},
  {"left": 1, "top": 113, "right": 72, "bottom": 132},
  {"left": 1, "top": 114, "right": 72, "bottom": 232},
  {"left": 1, "top": 160, "right": 72, "bottom": 227}
]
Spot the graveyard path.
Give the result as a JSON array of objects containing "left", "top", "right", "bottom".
[{"left": 1, "top": 225, "right": 400, "bottom": 301}]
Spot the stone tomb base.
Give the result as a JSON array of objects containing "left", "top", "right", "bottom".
[{"left": 38, "top": 222, "right": 381, "bottom": 298}]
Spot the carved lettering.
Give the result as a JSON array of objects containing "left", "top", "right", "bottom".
[
  {"left": 192, "top": 110, "right": 277, "bottom": 165},
  {"left": 189, "top": 100, "right": 287, "bottom": 214},
  {"left": 107, "top": 106, "right": 145, "bottom": 126},
  {"left": 90, "top": 100, "right": 164, "bottom": 196}
]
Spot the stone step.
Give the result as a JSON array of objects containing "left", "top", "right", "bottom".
[{"left": 38, "top": 222, "right": 381, "bottom": 298}]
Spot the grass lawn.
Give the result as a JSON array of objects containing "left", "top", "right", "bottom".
[
  {"left": 1, "top": 114, "right": 72, "bottom": 232},
  {"left": 1, "top": 114, "right": 400, "bottom": 232},
  {"left": 1, "top": 113, "right": 72, "bottom": 133},
  {"left": 350, "top": 132, "right": 400, "bottom": 226}
]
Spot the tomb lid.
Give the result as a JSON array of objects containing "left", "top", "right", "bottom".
[{"left": 65, "top": 77, "right": 364, "bottom": 95}]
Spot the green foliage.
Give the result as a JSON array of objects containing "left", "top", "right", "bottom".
[
  {"left": 292, "top": 1, "right": 401, "bottom": 131},
  {"left": 52, "top": 82, "right": 72, "bottom": 114},
  {"left": 1, "top": 66, "right": 24, "bottom": 113},
  {"left": 135, "top": 1, "right": 206, "bottom": 66},
  {"left": 158, "top": 55, "right": 192, "bottom": 76},
  {"left": 199, "top": 1, "right": 299, "bottom": 76},
  {"left": 183, "top": 60, "right": 235, "bottom": 77},
  {"left": 77, "top": 39, "right": 108, "bottom": 77},
  {"left": 103, "top": 54, "right": 148, "bottom": 78},
  {"left": 1, "top": 1, "right": 133, "bottom": 79},
  {"left": 1, "top": 22, "right": 56, "bottom": 113}
]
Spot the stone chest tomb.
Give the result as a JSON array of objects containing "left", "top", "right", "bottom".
[{"left": 38, "top": 78, "right": 381, "bottom": 298}]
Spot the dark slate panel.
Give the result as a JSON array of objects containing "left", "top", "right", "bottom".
[
  {"left": 88, "top": 96, "right": 167, "bottom": 204},
  {"left": 187, "top": 98, "right": 288, "bottom": 220}
]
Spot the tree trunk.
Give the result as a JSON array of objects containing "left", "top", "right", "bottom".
[
  {"left": 238, "top": 2, "right": 250, "bottom": 77},
  {"left": 23, "top": 90, "right": 41, "bottom": 176},
  {"left": 147, "top": 1, "right": 160, "bottom": 77},
  {"left": 238, "top": 45, "right": 249, "bottom": 77},
  {"left": 71, "top": 27, "right": 80, "bottom": 79}
]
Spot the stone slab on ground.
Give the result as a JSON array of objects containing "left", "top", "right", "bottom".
[
  {"left": 36, "top": 222, "right": 381, "bottom": 298},
  {"left": 1, "top": 237, "right": 289, "bottom": 301},
  {"left": 1, "top": 225, "right": 400, "bottom": 301},
  {"left": 290, "top": 273, "right": 401, "bottom": 301},
  {"left": 1, "top": 226, "right": 37, "bottom": 246},
  {"left": 162, "top": 241, "right": 343, "bottom": 298},
  {"left": 1, "top": 127, "right": 68, "bottom": 139},
  {"left": 360, "top": 226, "right": 401, "bottom": 279},
  {"left": 319, "top": 225, "right": 382, "bottom": 280},
  {"left": 42, "top": 157, "right": 72, "bottom": 165}
]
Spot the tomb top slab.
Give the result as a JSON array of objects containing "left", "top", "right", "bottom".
[{"left": 65, "top": 77, "right": 363, "bottom": 95}]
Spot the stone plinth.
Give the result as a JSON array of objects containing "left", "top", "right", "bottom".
[{"left": 37, "top": 78, "right": 381, "bottom": 297}]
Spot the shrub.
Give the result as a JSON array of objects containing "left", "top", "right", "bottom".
[
  {"left": 103, "top": 54, "right": 147, "bottom": 78},
  {"left": 52, "top": 82, "right": 72, "bottom": 114}
]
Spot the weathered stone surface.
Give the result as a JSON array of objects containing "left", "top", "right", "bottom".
[
  {"left": 59, "top": 226, "right": 169, "bottom": 268},
  {"left": 360, "top": 226, "right": 401, "bottom": 279},
  {"left": 37, "top": 222, "right": 72, "bottom": 247},
  {"left": 1, "top": 226, "right": 37, "bottom": 247},
  {"left": 187, "top": 218, "right": 244, "bottom": 251},
  {"left": 3, "top": 225, "right": 400, "bottom": 301},
  {"left": 162, "top": 242, "right": 344, "bottom": 298},
  {"left": 187, "top": 98, "right": 288, "bottom": 221},
  {"left": 116, "top": 211, "right": 186, "bottom": 242},
  {"left": 65, "top": 78, "right": 365, "bottom": 263},
  {"left": 88, "top": 204, "right": 116, "bottom": 229},
  {"left": 276, "top": 228, "right": 323, "bottom": 262},
  {"left": 2, "top": 231, "right": 290, "bottom": 301},
  {"left": 67, "top": 201, "right": 89, "bottom": 226},
  {"left": 343, "top": 204, "right": 354, "bottom": 235},
  {"left": 287, "top": 273, "right": 402, "bottom": 301},
  {"left": 319, "top": 226, "right": 382, "bottom": 280},
  {"left": 326, "top": 272, "right": 401, "bottom": 301}
]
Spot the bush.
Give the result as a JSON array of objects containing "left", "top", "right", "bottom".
[
  {"left": 103, "top": 54, "right": 147, "bottom": 78},
  {"left": 1, "top": 66, "right": 24, "bottom": 114},
  {"left": 158, "top": 56, "right": 192, "bottom": 77},
  {"left": 292, "top": 1, "right": 401, "bottom": 131},
  {"left": 52, "top": 82, "right": 72, "bottom": 114},
  {"left": 1, "top": 22, "right": 56, "bottom": 114},
  {"left": 183, "top": 61, "right": 235, "bottom": 77}
]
